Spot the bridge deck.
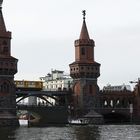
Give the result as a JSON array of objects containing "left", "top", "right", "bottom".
[{"left": 16, "top": 90, "right": 71, "bottom": 97}]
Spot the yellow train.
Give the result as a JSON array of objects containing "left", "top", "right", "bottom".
[{"left": 15, "top": 80, "right": 43, "bottom": 91}]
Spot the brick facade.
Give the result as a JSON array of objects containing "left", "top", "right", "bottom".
[
  {"left": 0, "top": 2, "right": 19, "bottom": 126},
  {"left": 69, "top": 12, "right": 100, "bottom": 114}
]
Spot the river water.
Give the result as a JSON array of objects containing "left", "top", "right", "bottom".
[{"left": 0, "top": 125, "right": 140, "bottom": 140}]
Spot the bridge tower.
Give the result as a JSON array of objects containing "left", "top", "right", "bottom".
[
  {"left": 69, "top": 11, "right": 101, "bottom": 114},
  {"left": 0, "top": 1, "right": 19, "bottom": 126}
]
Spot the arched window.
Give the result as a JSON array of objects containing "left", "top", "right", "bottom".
[{"left": 0, "top": 82, "right": 10, "bottom": 93}]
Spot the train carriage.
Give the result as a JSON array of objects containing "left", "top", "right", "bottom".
[{"left": 15, "top": 80, "right": 43, "bottom": 91}]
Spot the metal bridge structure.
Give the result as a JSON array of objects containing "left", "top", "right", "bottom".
[
  {"left": 16, "top": 90, "right": 71, "bottom": 126},
  {"left": 15, "top": 82, "right": 140, "bottom": 124},
  {"left": 16, "top": 90, "right": 71, "bottom": 106}
]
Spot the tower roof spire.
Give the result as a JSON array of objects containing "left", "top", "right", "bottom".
[
  {"left": 79, "top": 10, "right": 90, "bottom": 40},
  {"left": 0, "top": 0, "right": 3, "bottom": 8},
  {"left": 0, "top": 0, "right": 6, "bottom": 32}
]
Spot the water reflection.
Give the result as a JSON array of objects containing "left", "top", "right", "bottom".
[
  {"left": 0, "top": 127, "right": 17, "bottom": 140},
  {"left": 74, "top": 125, "right": 100, "bottom": 140},
  {"left": 0, "top": 125, "right": 140, "bottom": 140},
  {"left": 99, "top": 125, "right": 140, "bottom": 140}
]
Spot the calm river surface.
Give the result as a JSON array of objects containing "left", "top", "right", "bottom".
[{"left": 0, "top": 125, "right": 140, "bottom": 140}]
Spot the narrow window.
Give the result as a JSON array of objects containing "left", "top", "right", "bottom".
[
  {"left": 81, "top": 47, "right": 85, "bottom": 55},
  {"left": 89, "top": 85, "right": 92, "bottom": 94}
]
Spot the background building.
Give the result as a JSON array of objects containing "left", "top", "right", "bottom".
[
  {"left": 103, "top": 84, "right": 131, "bottom": 92},
  {"left": 40, "top": 70, "right": 73, "bottom": 91}
]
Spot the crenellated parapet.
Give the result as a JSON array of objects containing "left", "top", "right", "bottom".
[{"left": 74, "top": 39, "right": 95, "bottom": 47}]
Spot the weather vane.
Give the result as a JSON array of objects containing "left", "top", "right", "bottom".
[{"left": 82, "top": 10, "right": 86, "bottom": 20}]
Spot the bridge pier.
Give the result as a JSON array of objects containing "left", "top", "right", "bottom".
[
  {"left": 18, "top": 105, "right": 68, "bottom": 126},
  {"left": 0, "top": 108, "right": 19, "bottom": 127}
]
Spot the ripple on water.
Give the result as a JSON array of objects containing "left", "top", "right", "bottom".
[
  {"left": 98, "top": 125, "right": 140, "bottom": 140},
  {"left": 1, "top": 125, "right": 140, "bottom": 140}
]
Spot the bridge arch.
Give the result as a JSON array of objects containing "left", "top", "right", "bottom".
[{"left": 16, "top": 94, "right": 59, "bottom": 106}]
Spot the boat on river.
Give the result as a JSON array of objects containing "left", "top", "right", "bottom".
[
  {"left": 19, "top": 119, "right": 28, "bottom": 126},
  {"left": 68, "top": 118, "right": 89, "bottom": 125}
]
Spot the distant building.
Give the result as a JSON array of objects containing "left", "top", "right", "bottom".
[
  {"left": 103, "top": 84, "right": 131, "bottom": 92},
  {"left": 40, "top": 70, "right": 73, "bottom": 91}
]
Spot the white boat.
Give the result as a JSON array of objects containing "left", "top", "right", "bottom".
[
  {"left": 68, "top": 118, "right": 88, "bottom": 125},
  {"left": 19, "top": 119, "right": 28, "bottom": 126}
]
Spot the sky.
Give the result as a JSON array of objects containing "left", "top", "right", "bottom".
[{"left": 2, "top": 0, "right": 140, "bottom": 88}]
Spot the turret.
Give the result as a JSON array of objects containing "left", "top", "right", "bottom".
[
  {"left": 70, "top": 10, "right": 100, "bottom": 80},
  {"left": 0, "top": 0, "right": 19, "bottom": 126},
  {"left": 0, "top": 1, "right": 18, "bottom": 75},
  {"left": 69, "top": 11, "right": 101, "bottom": 113}
]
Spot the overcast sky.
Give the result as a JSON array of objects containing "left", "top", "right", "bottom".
[{"left": 2, "top": 0, "right": 140, "bottom": 88}]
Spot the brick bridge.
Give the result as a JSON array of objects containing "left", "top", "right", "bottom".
[
  {"left": 70, "top": 82, "right": 140, "bottom": 123},
  {"left": 96, "top": 90, "right": 135, "bottom": 122}
]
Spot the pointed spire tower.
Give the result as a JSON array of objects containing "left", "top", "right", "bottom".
[
  {"left": 0, "top": 4, "right": 6, "bottom": 32},
  {"left": 69, "top": 10, "right": 101, "bottom": 113},
  {"left": 79, "top": 15, "right": 90, "bottom": 40},
  {"left": 0, "top": 1, "right": 19, "bottom": 126}
]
